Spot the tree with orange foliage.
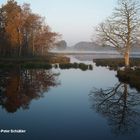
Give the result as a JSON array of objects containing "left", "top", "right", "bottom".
[{"left": 0, "top": 0, "right": 58, "bottom": 57}]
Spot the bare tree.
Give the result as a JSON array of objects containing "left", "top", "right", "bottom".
[{"left": 96, "top": 0, "right": 140, "bottom": 67}]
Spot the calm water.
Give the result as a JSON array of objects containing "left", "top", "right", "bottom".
[{"left": 0, "top": 55, "right": 140, "bottom": 140}]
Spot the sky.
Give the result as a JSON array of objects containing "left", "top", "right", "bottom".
[{"left": 0, "top": 0, "right": 117, "bottom": 46}]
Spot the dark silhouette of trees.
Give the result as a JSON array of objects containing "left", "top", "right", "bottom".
[
  {"left": 96, "top": 0, "right": 140, "bottom": 68},
  {"left": 0, "top": 0, "right": 58, "bottom": 57},
  {"left": 55, "top": 40, "right": 67, "bottom": 51}
]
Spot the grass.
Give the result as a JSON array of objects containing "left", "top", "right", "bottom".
[
  {"left": 21, "top": 63, "right": 52, "bottom": 69},
  {"left": 0, "top": 54, "right": 70, "bottom": 64},
  {"left": 0, "top": 54, "right": 70, "bottom": 69},
  {"left": 94, "top": 58, "right": 140, "bottom": 70},
  {"left": 59, "top": 63, "right": 93, "bottom": 71},
  {"left": 117, "top": 68, "right": 140, "bottom": 92},
  {"left": 0, "top": 59, "right": 93, "bottom": 71}
]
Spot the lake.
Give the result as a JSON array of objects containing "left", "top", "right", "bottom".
[{"left": 0, "top": 55, "right": 140, "bottom": 140}]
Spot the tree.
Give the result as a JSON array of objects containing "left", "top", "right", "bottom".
[
  {"left": 55, "top": 40, "right": 67, "bottom": 51},
  {"left": 0, "top": 0, "right": 58, "bottom": 57},
  {"left": 96, "top": 0, "right": 140, "bottom": 67},
  {"left": 0, "top": 7, "right": 7, "bottom": 56},
  {"left": 23, "top": 13, "right": 43, "bottom": 56},
  {"left": 2, "top": 0, "right": 23, "bottom": 56},
  {"left": 34, "top": 25, "right": 58, "bottom": 56}
]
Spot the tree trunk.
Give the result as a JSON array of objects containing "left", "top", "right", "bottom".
[
  {"left": 19, "top": 42, "right": 22, "bottom": 57},
  {"left": 32, "top": 31, "right": 35, "bottom": 56},
  {"left": 17, "top": 27, "right": 22, "bottom": 57},
  {"left": 41, "top": 46, "right": 44, "bottom": 56},
  {"left": 124, "top": 50, "right": 130, "bottom": 68}
]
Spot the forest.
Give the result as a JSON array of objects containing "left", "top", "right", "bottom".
[{"left": 0, "top": 0, "right": 58, "bottom": 57}]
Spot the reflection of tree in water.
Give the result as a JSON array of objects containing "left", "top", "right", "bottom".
[
  {"left": 89, "top": 78, "right": 140, "bottom": 135},
  {"left": 0, "top": 68, "right": 60, "bottom": 113}
]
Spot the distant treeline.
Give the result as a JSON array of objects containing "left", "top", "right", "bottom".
[{"left": 0, "top": 0, "right": 58, "bottom": 57}]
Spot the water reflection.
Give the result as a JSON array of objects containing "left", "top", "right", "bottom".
[
  {"left": 0, "top": 68, "right": 60, "bottom": 113},
  {"left": 89, "top": 70, "right": 140, "bottom": 135}
]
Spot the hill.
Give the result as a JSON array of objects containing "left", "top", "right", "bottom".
[
  {"left": 70, "top": 41, "right": 115, "bottom": 52},
  {"left": 70, "top": 41, "right": 140, "bottom": 53}
]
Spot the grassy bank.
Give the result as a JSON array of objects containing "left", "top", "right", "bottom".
[
  {"left": 0, "top": 54, "right": 70, "bottom": 68},
  {"left": 0, "top": 55, "right": 93, "bottom": 71},
  {"left": 117, "top": 68, "right": 140, "bottom": 92},
  {"left": 94, "top": 58, "right": 140, "bottom": 69},
  {"left": 0, "top": 54, "right": 70, "bottom": 63},
  {"left": 58, "top": 63, "right": 93, "bottom": 71}
]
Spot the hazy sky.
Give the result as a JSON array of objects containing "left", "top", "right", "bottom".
[{"left": 0, "top": 0, "right": 117, "bottom": 46}]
